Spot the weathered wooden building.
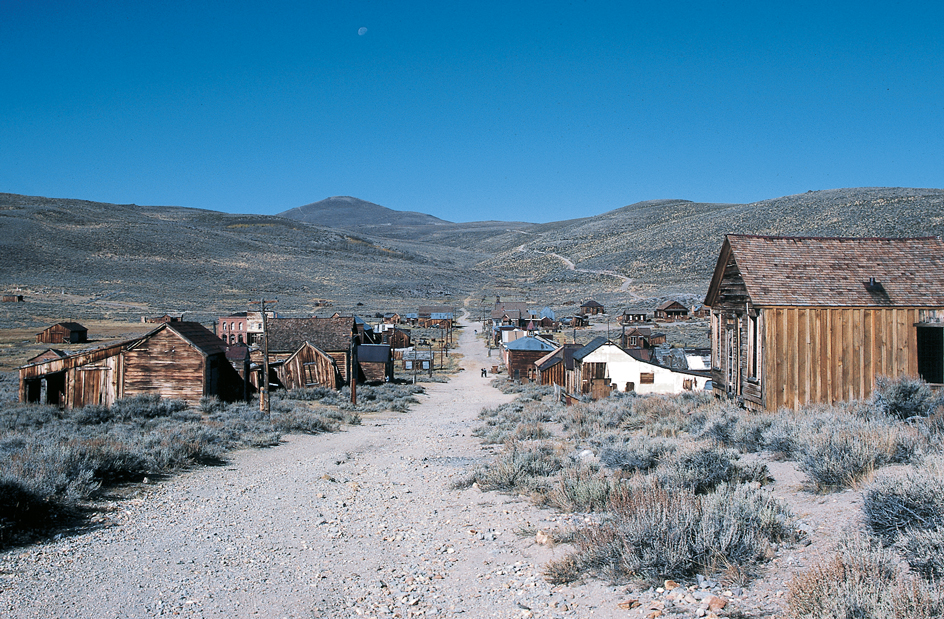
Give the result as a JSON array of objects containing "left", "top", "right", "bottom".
[
  {"left": 705, "top": 235, "right": 944, "bottom": 411},
  {"left": 502, "top": 336, "right": 558, "bottom": 381},
  {"left": 265, "top": 316, "right": 362, "bottom": 384},
  {"left": 579, "top": 300, "right": 605, "bottom": 316},
  {"left": 654, "top": 301, "right": 689, "bottom": 321},
  {"left": 20, "top": 322, "right": 244, "bottom": 408},
  {"left": 2, "top": 294, "right": 24, "bottom": 302},
  {"left": 36, "top": 322, "right": 88, "bottom": 344},
  {"left": 356, "top": 344, "right": 394, "bottom": 382},
  {"left": 277, "top": 342, "right": 341, "bottom": 390},
  {"left": 534, "top": 343, "right": 581, "bottom": 388}
]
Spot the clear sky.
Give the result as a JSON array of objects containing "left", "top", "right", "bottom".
[{"left": 2, "top": 1, "right": 942, "bottom": 223}]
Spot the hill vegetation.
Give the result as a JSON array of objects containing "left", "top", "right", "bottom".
[{"left": 2, "top": 187, "right": 942, "bottom": 365}]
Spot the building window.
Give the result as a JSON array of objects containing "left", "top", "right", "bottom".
[
  {"left": 640, "top": 372, "right": 654, "bottom": 384},
  {"left": 222, "top": 322, "right": 227, "bottom": 331},
  {"left": 711, "top": 312, "right": 720, "bottom": 368},
  {"left": 748, "top": 313, "right": 761, "bottom": 380}
]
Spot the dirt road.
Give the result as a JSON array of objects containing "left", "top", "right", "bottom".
[{"left": 0, "top": 316, "right": 629, "bottom": 618}]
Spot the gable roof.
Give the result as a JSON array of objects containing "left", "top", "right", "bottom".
[
  {"left": 656, "top": 300, "right": 688, "bottom": 311},
  {"left": 572, "top": 336, "right": 609, "bottom": 361},
  {"left": 706, "top": 235, "right": 944, "bottom": 307},
  {"left": 266, "top": 317, "right": 353, "bottom": 353},
  {"left": 581, "top": 300, "right": 604, "bottom": 308},
  {"left": 126, "top": 322, "right": 226, "bottom": 357}
]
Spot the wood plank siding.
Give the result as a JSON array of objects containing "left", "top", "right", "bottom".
[
  {"left": 759, "top": 307, "right": 919, "bottom": 411},
  {"left": 706, "top": 235, "right": 944, "bottom": 411},
  {"left": 278, "top": 343, "right": 340, "bottom": 390}
]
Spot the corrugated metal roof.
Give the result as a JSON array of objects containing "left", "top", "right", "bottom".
[
  {"left": 713, "top": 235, "right": 944, "bottom": 307},
  {"left": 356, "top": 344, "right": 391, "bottom": 363}
]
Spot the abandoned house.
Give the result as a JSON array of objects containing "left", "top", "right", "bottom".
[
  {"left": 570, "top": 337, "right": 709, "bottom": 398},
  {"left": 355, "top": 344, "right": 394, "bottom": 383},
  {"left": 654, "top": 301, "right": 690, "bottom": 321},
  {"left": 20, "top": 322, "right": 245, "bottom": 408},
  {"left": 533, "top": 343, "right": 582, "bottom": 388},
  {"left": 705, "top": 234, "right": 944, "bottom": 411},
  {"left": 502, "top": 336, "right": 558, "bottom": 382},
  {"left": 265, "top": 316, "right": 366, "bottom": 384},
  {"left": 36, "top": 322, "right": 88, "bottom": 344},
  {"left": 579, "top": 300, "right": 605, "bottom": 315},
  {"left": 277, "top": 342, "right": 341, "bottom": 390}
]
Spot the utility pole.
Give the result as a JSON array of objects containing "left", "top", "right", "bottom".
[{"left": 250, "top": 299, "right": 277, "bottom": 415}]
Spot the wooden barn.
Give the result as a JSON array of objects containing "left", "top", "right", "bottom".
[
  {"left": 20, "top": 322, "right": 245, "bottom": 408},
  {"left": 654, "top": 301, "right": 689, "bottom": 321},
  {"left": 277, "top": 342, "right": 341, "bottom": 390},
  {"left": 705, "top": 235, "right": 944, "bottom": 411},
  {"left": 36, "top": 322, "right": 88, "bottom": 344},
  {"left": 2, "top": 294, "right": 24, "bottom": 302}
]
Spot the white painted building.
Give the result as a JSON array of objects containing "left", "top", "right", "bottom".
[{"left": 572, "top": 338, "right": 708, "bottom": 396}]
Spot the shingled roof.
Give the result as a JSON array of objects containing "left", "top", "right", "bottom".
[
  {"left": 265, "top": 317, "right": 353, "bottom": 353},
  {"left": 706, "top": 235, "right": 944, "bottom": 307}
]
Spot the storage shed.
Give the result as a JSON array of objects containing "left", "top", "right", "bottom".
[
  {"left": 705, "top": 234, "right": 944, "bottom": 411},
  {"left": 36, "top": 322, "right": 88, "bottom": 344}
]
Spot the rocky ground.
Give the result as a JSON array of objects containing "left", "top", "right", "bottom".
[{"left": 0, "top": 316, "right": 862, "bottom": 618}]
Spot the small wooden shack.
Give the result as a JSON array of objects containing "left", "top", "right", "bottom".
[
  {"left": 2, "top": 294, "right": 24, "bottom": 302},
  {"left": 20, "top": 322, "right": 245, "bottom": 408},
  {"left": 278, "top": 342, "right": 341, "bottom": 390},
  {"left": 36, "top": 322, "right": 88, "bottom": 344},
  {"left": 654, "top": 301, "right": 689, "bottom": 321},
  {"left": 705, "top": 234, "right": 944, "bottom": 411},
  {"left": 503, "top": 336, "right": 558, "bottom": 382},
  {"left": 356, "top": 344, "right": 394, "bottom": 382},
  {"left": 579, "top": 300, "right": 605, "bottom": 316}
]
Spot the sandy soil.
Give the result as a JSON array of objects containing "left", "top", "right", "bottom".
[{"left": 0, "top": 315, "right": 861, "bottom": 618}]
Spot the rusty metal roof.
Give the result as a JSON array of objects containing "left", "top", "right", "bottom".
[{"left": 708, "top": 234, "right": 944, "bottom": 307}]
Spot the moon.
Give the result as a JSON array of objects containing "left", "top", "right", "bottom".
[{"left": 358, "top": 27, "right": 367, "bottom": 36}]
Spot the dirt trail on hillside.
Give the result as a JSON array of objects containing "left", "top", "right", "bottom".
[{"left": 0, "top": 316, "right": 633, "bottom": 619}]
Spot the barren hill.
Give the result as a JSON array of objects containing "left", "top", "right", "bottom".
[
  {"left": 279, "top": 196, "right": 450, "bottom": 228},
  {"left": 1, "top": 187, "right": 942, "bottom": 334}
]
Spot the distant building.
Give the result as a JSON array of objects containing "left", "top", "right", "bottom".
[
  {"left": 579, "top": 300, "right": 605, "bottom": 316},
  {"left": 36, "top": 322, "right": 88, "bottom": 344}
]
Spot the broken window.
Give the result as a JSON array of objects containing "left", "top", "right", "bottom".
[{"left": 640, "top": 372, "right": 654, "bottom": 384}]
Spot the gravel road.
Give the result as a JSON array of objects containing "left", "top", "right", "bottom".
[{"left": 0, "top": 316, "right": 631, "bottom": 618}]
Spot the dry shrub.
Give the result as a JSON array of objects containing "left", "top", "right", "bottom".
[
  {"left": 789, "top": 535, "right": 944, "bottom": 619},
  {"left": 550, "top": 480, "right": 794, "bottom": 584},
  {"left": 547, "top": 465, "right": 620, "bottom": 512},
  {"left": 797, "top": 417, "right": 915, "bottom": 491}
]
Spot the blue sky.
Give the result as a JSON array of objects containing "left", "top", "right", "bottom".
[{"left": 2, "top": 1, "right": 942, "bottom": 223}]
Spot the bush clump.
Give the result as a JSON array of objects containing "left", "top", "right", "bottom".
[
  {"left": 872, "top": 376, "right": 934, "bottom": 420},
  {"left": 547, "top": 480, "right": 794, "bottom": 584},
  {"left": 789, "top": 534, "right": 944, "bottom": 619}
]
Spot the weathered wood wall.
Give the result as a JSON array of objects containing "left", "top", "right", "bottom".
[
  {"left": 279, "top": 344, "right": 339, "bottom": 390},
  {"left": 761, "top": 307, "right": 920, "bottom": 411},
  {"left": 123, "top": 329, "right": 207, "bottom": 403}
]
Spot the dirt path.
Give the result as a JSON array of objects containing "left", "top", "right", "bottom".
[{"left": 0, "top": 316, "right": 631, "bottom": 619}]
